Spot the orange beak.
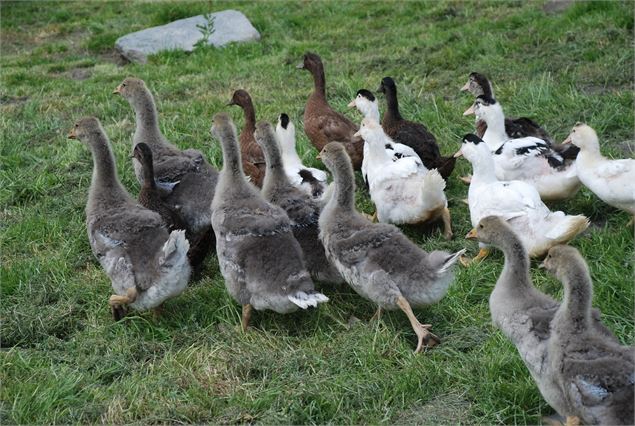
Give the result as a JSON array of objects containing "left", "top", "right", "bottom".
[
  {"left": 113, "top": 84, "right": 122, "bottom": 95},
  {"left": 463, "top": 104, "right": 476, "bottom": 116},
  {"left": 465, "top": 228, "right": 477, "bottom": 239},
  {"left": 68, "top": 128, "right": 77, "bottom": 139}
]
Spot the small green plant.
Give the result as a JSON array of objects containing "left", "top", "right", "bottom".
[{"left": 194, "top": 13, "right": 216, "bottom": 48}]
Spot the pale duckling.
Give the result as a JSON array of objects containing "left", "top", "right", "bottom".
[
  {"left": 318, "top": 142, "right": 465, "bottom": 353},
  {"left": 458, "top": 134, "right": 588, "bottom": 262},
  {"left": 355, "top": 118, "right": 452, "bottom": 238},
  {"left": 542, "top": 245, "right": 634, "bottom": 426},
  {"left": 210, "top": 113, "right": 328, "bottom": 330},
  {"left": 464, "top": 95, "right": 581, "bottom": 201},
  {"left": 275, "top": 113, "right": 327, "bottom": 198},
  {"left": 563, "top": 123, "right": 635, "bottom": 222},
  {"left": 69, "top": 117, "right": 190, "bottom": 320}
]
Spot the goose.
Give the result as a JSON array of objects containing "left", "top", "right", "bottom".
[
  {"left": 563, "top": 123, "right": 635, "bottom": 221},
  {"left": 457, "top": 134, "right": 588, "bottom": 262},
  {"left": 297, "top": 52, "right": 364, "bottom": 170},
  {"left": 317, "top": 142, "right": 465, "bottom": 353},
  {"left": 275, "top": 113, "right": 327, "bottom": 198},
  {"left": 255, "top": 121, "right": 343, "bottom": 284},
  {"left": 348, "top": 89, "right": 422, "bottom": 185},
  {"left": 227, "top": 89, "right": 266, "bottom": 187},
  {"left": 542, "top": 245, "right": 634, "bottom": 426},
  {"left": 210, "top": 113, "right": 328, "bottom": 330},
  {"left": 355, "top": 118, "right": 452, "bottom": 238},
  {"left": 464, "top": 95, "right": 581, "bottom": 201},
  {"left": 114, "top": 77, "right": 217, "bottom": 269},
  {"left": 69, "top": 117, "right": 190, "bottom": 320},
  {"left": 471, "top": 217, "right": 619, "bottom": 424},
  {"left": 377, "top": 77, "right": 456, "bottom": 180}
]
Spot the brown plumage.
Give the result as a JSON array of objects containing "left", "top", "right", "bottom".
[
  {"left": 298, "top": 52, "right": 364, "bottom": 170},
  {"left": 228, "top": 89, "right": 266, "bottom": 187},
  {"left": 377, "top": 77, "right": 456, "bottom": 180}
]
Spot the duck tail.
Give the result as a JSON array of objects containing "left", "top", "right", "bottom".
[
  {"left": 437, "top": 249, "right": 466, "bottom": 275},
  {"left": 545, "top": 214, "right": 589, "bottom": 244},
  {"left": 421, "top": 169, "right": 447, "bottom": 208},
  {"left": 288, "top": 290, "right": 329, "bottom": 309},
  {"left": 160, "top": 229, "right": 190, "bottom": 268}
]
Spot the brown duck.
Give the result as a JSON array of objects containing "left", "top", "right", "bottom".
[
  {"left": 228, "top": 89, "right": 266, "bottom": 187},
  {"left": 298, "top": 52, "right": 364, "bottom": 170},
  {"left": 377, "top": 77, "right": 455, "bottom": 180}
]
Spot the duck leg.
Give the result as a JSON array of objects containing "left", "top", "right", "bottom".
[
  {"left": 565, "top": 416, "right": 580, "bottom": 426},
  {"left": 108, "top": 288, "right": 138, "bottom": 321},
  {"left": 241, "top": 304, "right": 253, "bottom": 332},
  {"left": 460, "top": 248, "right": 490, "bottom": 267},
  {"left": 396, "top": 296, "right": 440, "bottom": 353},
  {"left": 370, "top": 306, "right": 382, "bottom": 321},
  {"left": 441, "top": 207, "right": 453, "bottom": 240}
]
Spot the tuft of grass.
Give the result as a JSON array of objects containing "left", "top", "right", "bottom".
[{"left": 1, "top": 1, "right": 633, "bottom": 424}]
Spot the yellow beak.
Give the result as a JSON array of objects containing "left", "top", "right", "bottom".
[{"left": 465, "top": 228, "right": 477, "bottom": 239}]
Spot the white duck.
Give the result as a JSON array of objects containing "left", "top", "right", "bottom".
[
  {"left": 564, "top": 123, "right": 635, "bottom": 221},
  {"left": 275, "top": 113, "right": 327, "bottom": 198},
  {"left": 348, "top": 89, "right": 421, "bottom": 185},
  {"left": 464, "top": 96, "right": 581, "bottom": 201},
  {"left": 355, "top": 118, "right": 452, "bottom": 238},
  {"left": 457, "top": 134, "right": 589, "bottom": 262}
]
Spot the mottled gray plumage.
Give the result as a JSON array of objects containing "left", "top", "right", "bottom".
[
  {"left": 255, "top": 121, "right": 343, "bottom": 284},
  {"left": 317, "top": 142, "right": 463, "bottom": 352},
  {"left": 543, "top": 245, "right": 634, "bottom": 426},
  {"left": 475, "top": 216, "right": 620, "bottom": 419},
  {"left": 71, "top": 117, "right": 190, "bottom": 318},
  {"left": 115, "top": 77, "right": 217, "bottom": 268},
  {"left": 210, "top": 113, "right": 327, "bottom": 315}
]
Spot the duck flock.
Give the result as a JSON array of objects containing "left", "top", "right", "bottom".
[{"left": 68, "top": 52, "right": 634, "bottom": 425}]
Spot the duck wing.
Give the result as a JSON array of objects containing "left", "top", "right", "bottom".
[{"left": 505, "top": 117, "right": 554, "bottom": 145}]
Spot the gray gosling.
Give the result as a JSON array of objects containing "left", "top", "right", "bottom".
[
  {"left": 210, "top": 113, "right": 328, "bottom": 331},
  {"left": 69, "top": 117, "right": 190, "bottom": 320},
  {"left": 317, "top": 142, "right": 464, "bottom": 353}
]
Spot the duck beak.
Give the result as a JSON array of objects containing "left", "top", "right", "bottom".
[
  {"left": 113, "top": 84, "right": 122, "bottom": 95},
  {"left": 463, "top": 104, "right": 476, "bottom": 116},
  {"left": 68, "top": 128, "right": 77, "bottom": 139},
  {"left": 226, "top": 100, "right": 236, "bottom": 107},
  {"left": 347, "top": 99, "right": 356, "bottom": 108},
  {"left": 316, "top": 153, "right": 321, "bottom": 160},
  {"left": 353, "top": 130, "right": 362, "bottom": 138},
  {"left": 562, "top": 135, "right": 572, "bottom": 145},
  {"left": 453, "top": 149, "right": 463, "bottom": 158},
  {"left": 465, "top": 228, "right": 477, "bottom": 239},
  {"left": 538, "top": 261, "right": 546, "bottom": 269},
  {"left": 296, "top": 62, "right": 305, "bottom": 69},
  {"left": 460, "top": 81, "right": 470, "bottom": 92}
]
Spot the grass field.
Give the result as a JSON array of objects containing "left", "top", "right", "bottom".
[{"left": 1, "top": 1, "right": 633, "bottom": 424}]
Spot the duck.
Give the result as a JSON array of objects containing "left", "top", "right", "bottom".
[
  {"left": 457, "top": 134, "right": 588, "bottom": 262},
  {"left": 348, "top": 89, "right": 422, "bottom": 185},
  {"left": 114, "top": 77, "right": 217, "bottom": 270},
  {"left": 132, "top": 142, "right": 185, "bottom": 232},
  {"left": 255, "top": 120, "right": 343, "bottom": 284},
  {"left": 297, "top": 52, "right": 364, "bottom": 170},
  {"left": 470, "top": 217, "right": 619, "bottom": 424},
  {"left": 563, "top": 123, "right": 635, "bottom": 221},
  {"left": 210, "top": 113, "right": 328, "bottom": 330},
  {"left": 542, "top": 245, "right": 634, "bottom": 426},
  {"left": 69, "top": 117, "right": 191, "bottom": 320},
  {"left": 227, "top": 89, "right": 266, "bottom": 187},
  {"left": 355, "top": 118, "right": 452, "bottom": 238},
  {"left": 464, "top": 95, "right": 581, "bottom": 201},
  {"left": 275, "top": 113, "right": 327, "bottom": 198},
  {"left": 317, "top": 142, "right": 465, "bottom": 353},
  {"left": 377, "top": 77, "right": 456, "bottom": 180}
]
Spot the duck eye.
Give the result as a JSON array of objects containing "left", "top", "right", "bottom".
[
  {"left": 479, "top": 224, "right": 483, "bottom": 229},
  {"left": 75, "top": 124, "right": 78, "bottom": 128}
]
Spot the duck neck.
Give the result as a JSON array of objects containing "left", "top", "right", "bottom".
[
  {"left": 219, "top": 131, "right": 247, "bottom": 183},
  {"left": 363, "top": 104, "right": 381, "bottom": 122},
  {"left": 241, "top": 101, "right": 257, "bottom": 142},
  {"left": 481, "top": 104, "right": 507, "bottom": 150},
  {"left": 87, "top": 133, "right": 128, "bottom": 202},
  {"left": 497, "top": 230, "right": 531, "bottom": 293},
  {"left": 367, "top": 138, "right": 392, "bottom": 164},
  {"left": 310, "top": 65, "right": 326, "bottom": 99},
  {"left": 384, "top": 87, "right": 402, "bottom": 120},
  {"left": 133, "top": 89, "right": 162, "bottom": 144},
  {"left": 469, "top": 149, "right": 498, "bottom": 184},
  {"left": 261, "top": 136, "right": 288, "bottom": 189},
  {"left": 140, "top": 158, "right": 156, "bottom": 190},
  {"left": 333, "top": 158, "right": 356, "bottom": 210},
  {"left": 556, "top": 263, "right": 592, "bottom": 333}
]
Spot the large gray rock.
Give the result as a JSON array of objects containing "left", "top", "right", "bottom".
[{"left": 115, "top": 9, "right": 260, "bottom": 63}]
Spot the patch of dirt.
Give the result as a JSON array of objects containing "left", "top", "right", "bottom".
[
  {"left": 0, "top": 95, "right": 29, "bottom": 105},
  {"left": 392, "top": 392, "right": 471, "bottom": 424},
  {"left": 69, "top": 67, "right": 92, "bottom": 80},
  {"left": 543, "top": 0, "right": 573, "bottom": 14},
  {"left": 99, "top": 49, "right": 130, "bottom": 67},
  {"left": 616, "top": 139, "right": 634, "bottom": 157}
]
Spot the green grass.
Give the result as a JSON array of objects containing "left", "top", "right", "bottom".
[{"left": 1, "top": 0, "right": 633, "bottom": 424}]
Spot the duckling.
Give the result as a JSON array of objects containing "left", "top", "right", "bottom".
[
  {"left": 542, "top": 245, "right": 634, "bottom": 426},
  {"left": 318, "top": 142, "right": 465, "bottom": 353},
  {"left": 348, "top": 89, "right": 422, "bottom": 185},
  {"left": 275, "top": 113, "right": 327, "bottom": 198},
  {"left": 457, "top": 134, "right": 588, "bottom": 261},
  {"left": 355, "top": 118, "right": 452, "bottom": 238},
  {"left": 464, "top": 96, "right": 581, "bottom": 201},
  {"left": 255, "top": 121, "right": 343, "bottom": 284},
  {"left": 563, "top": 123, "right": 635, "bottom": 221},
  {"left": 297, "top": 52, "right": 364, "bottom": 170},
  {"left": 377, "top": 77, "right": 456, "bottom": 180},
  {"left": 69, "top": 117, "right": 190, "bottom": 320},
  {"left": 210, "top": 113, "right": 328, "bottom": 331},
  {"left": 114, "top": 77, "right": 217, "bottom": 269},
  {"left": 228, "top": 89, "right": 266, "bottom": 187},
  {"left": 472, "top": 217, "right": 621, "bottom": 424},
  {"left": 132, "top": 142, "right": 185, "bottom": 232}
]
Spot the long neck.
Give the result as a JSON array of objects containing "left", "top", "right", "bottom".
[
  {"left": 363, "top": 104, "right": 380, "bottom": 122},
  {"left": 333, "top": 158, "right": 355, "bottom": 210},
  {"left": 241, "top": 101, "right": 256, "bottom": 141},
  {"left": 141, "top": 158, "right": 156, "bottom": 189},
  {"left": 497, "top": 230, "right": 531, "bottom": 294},
  {"left": 482, "top": 104, "right": 506, "bottom": 148},
  {"left": 367, "top": 138, "right": 392, "bottom": 163},
  {"left": 385, "top": 87, "right": 402, "bottom": 120},
  {"left": 311, "top": 65, "right": 326, "bottom": 99},
  {"left": 219, "top": 131, "right": 248, "bottom": 184},
  {"left": 133, "top": 89, "right": 162, "bottom": 144},
  {"left": 576, "top": 145, "right": 604, "bottom": 167},
  {"left": 469, "top": 149, "right": 498, "bottom": 183},
  {"left": 556, "top": 263, "right": 593, "bottom": 333},
  {"left": 88, "top": 133, "right": 129, "bottom": 202},
  {"left": 261, "top": 137, "right": 289, "bottom": 189}
]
